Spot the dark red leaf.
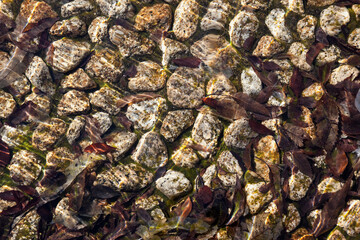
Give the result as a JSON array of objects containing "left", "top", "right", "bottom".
[
  {"left": 243, "top": 36, "right": 255, "bottom": 51},
  {"left": 259, "top": 183, "right": 272, "bottom": 194},
  {"left": 0, "top": 190, "right": 24, "bottom": 202},
  {"left": 47, "top": 227, "right": 84, "bottom": 240},
  {"left": 315, "top": 28, "right": 329, "bottom": 45},
  {"left": 343, "top": 55, "right": 360, "bottom": 67},
  {"left": 0, "top": 139, "right": 11, "bottom": 167},
  {"left": 325, "top": 148, "right": 348, "bottom": 177},
  {"left": 306, "top": 43, "right": 326, "bottom": 65},
  {"left": 298, "top": 97, "right": 317, "bottom": 108},
  {"left": 7, "top": 101, "right": 45, "bottom": 125},
  {"left": 40, "top": 168, "right": 67, "bottom": 187},
  {"left": 338, "top": 139, "right": 357, "bottom": 152},
  {"left": 255, "top": 85, "right": 277, "bottom": 104},
  {"left": 292, "top": 151, "right": 313, "bottom": 178},
  {"left": 84, "top": 143, "right": 116, "bottom": 154},
  {"left": 202, "top": 96, "right": 246, "bottom": 120},
  {"left": 355, "top": 89, "right": 360, "bottom": 113},
  {"left": 290, "top": 68, "right": 303, "bottom": 98},
  {"left": 248, "top": 56, "right": 276, "bottom": 86},
  {"left": 249, "top": 119, "right": 274, "bottom": 136},
  {"left": 328, "top": 35, "right": 360, "bottom": 55},
  {"left": 283, "top": 123, "right": 308, "bottom": 148},
  {"left": 187, "top": 143, "right": 211, "bottom": 152},
  {"left": 226, "top": 177, "right": 246, "bottom": 225},
  {"left": 195, "top": 186, "right": 213, "bottom": 205},
  {"left": 136, "top": 208, "right": 152, "bottom": 223},
  {"left": 68, "top": 170, "right": 87, "bottom": 212},
  {"left": 319, "top": 63, "right": 333, "bottom": 84},
  {"left": 177, "top": 197, "right": 192, "bottom": 224},
  {"left": 124, "top": 65, "right": 137, "bottom": 78},
  {"left": 173, "top": 56, "right": 201, "bottom": 68},
  {"left": 116, "top": 113, "right": 133, "bottom": 131},
  {"left": 243, "top": 140, "right": 254, "bottom": 170},
  {"left": 342, "top": 115, "right": 360, "bottom": 136},
  {"left": 262, "top": 61, "right": 281, "bottom": 71},
  {"left": 232, "top": 92, "right": 271, "bottom": 117}
]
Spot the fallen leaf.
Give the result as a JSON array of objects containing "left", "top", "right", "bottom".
[
  {"left": 325, "top": 148, "right": 348, "bottom": 177},
  {"left": 173, "top": 57, "right": 201, "bottom": 68},
  {"left": 249, "top": 119, "right": 274, "bottom": 136},
  {"left": 84, "top": 143, "right": 116, "bottom": 154},
  {"left": 203, "top": 96, "right": 247, "bottom": 120},
  {"left": 0, "top": 139, "right": 11, "bottom": 167}
]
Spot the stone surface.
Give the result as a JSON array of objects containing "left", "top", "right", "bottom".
[
  {"left": 167, "top": 67, "right": 205, "bottom": 109},
  {"left": 105, "top": 131, "right": 137, "bottom": 161},
  {"left": 49, "top": 17, "right": 87, "bottom": 37},
  {"left": 61, "top": 0, "right": 93, "bottom": 18},
  {"left": 330, "top": 65, "right": 359, "bottom": 85},
  {"left": 230, "top": 10, "right": 259, "bottom": 48},
  {"left": 134, "top": 3, "right": 172, "bottom": 32},
  {"left": 9, "top": 210, "right": 40, "bottom": 240},
  {"left": 24, "top": 92, "right": 51, "bottom": 115},
  {"left": 271, "top": 59, "right": 293, "bottom": 85},
  {"left": 297, "top": 15, "right": 317, "bottom": 41},
  {"left": 241, "top": 67, "right": 262, "bottom": 97},
  {"left": 265, "top": 8, "right": 292, "bottom": 43},
  {"left": 66, "top": 116, "right": 85, "bottom": 144},
  {"left": 288, "top": 170, "right": 312, "bottom": 201},
  {"left": 9, "top": 76, "right": 31, "bottom": 98},
  {"left": 0, "top": 124, "right": 28, "bottom": 148},
  {"left": 281, "top": 0, "right": 304, "bottom": 14},
  {"left": 307, "top": 0, "right": 335, "bottom": 7},
  {"left": 128, "top": 61, "right": 166, "bottom": 92},
  {"left": 217, "top": 151, "right": 243, "bottom": 188},
  {"left": 161, "top": 38, "right": 188, "bottom": 66},
  {"left": 302, "top": 82, "right": 325, "bottom": 101},
  {"left": 173, "top": 0, "right": 199, "bottom": 41},
  {"left": 283, "top": 203, "right": 301, "bottom": 232},
  {"left": 94, "top": 163, "right": 153, "bottom": 191},
  {"left": 95, "top": 0, "right": 134, "bottom": 19},
  {"left": 192, "top": 113, "right": 222, "bottom": 158},
  {"left": 132, "top": 131, "right": 168, "bottom": 168},
  {"left": 171, "top": 138, "right": 199, "bottom": 168},
  {"left": 46, "top": 147, "right": 75, "bottom": 170},
  {"left": 337, "top": 200, "right": 360, "bottom": 236},
  {"left": 25, "top": 56, "right": 55, "bottom": 96},
  {"left": 88, "top": 16, "right": 109, "bottom": 44},
  {"left": 92, "top": 112, "right": 112, "bottom": 135},
  {"left": 155, "top": 170, "right": 191, "bottom": 199},
  {"left": 206, "top": 73, "right": 237, "bottom": 96},
  {"left": 32, "top": 118, "right": 67, "bottom": 151},
  {"left": 348, "top": 28, "right": 360, "bottom": 49},
  {"left": 224, "top": 117, "right": 258, "bottom": 149},
  {"left": 61, "top": 68, "right": 97, "bottom": 90},
  {"left": 109, "top": 25, "right": 155, "bottom": 57},
  {"left": 316, "top": 45, "right": 341, "bottom": 67},
  {"left": 200, "top": 0, "right": 231, "bottom": 31},
  {"left": 160, "top": 110, "right": 194, "bottom": 142},
  {"left": 135, "top": 195, "right": 163, "bottom": 210},
  {"left": 288, "top": 42, "right": 312, "bottom": 72},
  {"left": 126, "top": 97, "right": 167, "bottom": 131},
  {"left": 317, "top": 177, "right": 344, "bottom": 194},
  {"left": 253, "top": 35, "right": 284, "bottom": 58},
  {"left": 53, "top": 197, "right": 87, "bottom": 230},
  {"left": 8, "top": 150, "right": 42, "bottom": 185},
  {"left": 89, "top": 86, "right": 123, "bottom": 115},
  {"left": 85, "top": 48, "right": 124, "bottom": 83},
  {"left": 0, "top": 90, "right": 16, "bottom": 119},
  {"left": 46, "top": 38, "right": 91, "bottom": 73},
  {"left": 57, "top": 90, "right": 90, "bottom": 116},
  {"left": 320, "top": 5, "right": 350, "bottom": 36}
]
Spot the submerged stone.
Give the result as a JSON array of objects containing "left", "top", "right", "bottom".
[{"left": 155, "top": 170, "right": 191, "bottom": 199}]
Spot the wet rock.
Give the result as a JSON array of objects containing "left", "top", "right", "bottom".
[
  {"left": 135, "top": 195, "right": 163, "bottom": 210},
  {"left": 262, "top": 118, "right": 282, "bottom": 132},
  {"left": 244, "top": 171, "right": 273, "bottom": 214},
  {"left": 291, "top": 228, "right": 314, "bottom": 240},
  {"left": 94, "top": 163, "right": 153, "bottom": 191},
  {"left": 240, "top": 0, "right": 271, "bottom": 10},
  {"left": 283, "top": 203, "right": 301, "bottom": 232},
  {"left": 288, "top": 170, "right": 312, "bottom": 201},
  {"left": 0, "top": 90, "right": 16, "bottom": 119},
  {"left": 57, "top": 90, "right": 90, "bottom": 116},
  {"left": 8, "top": 150, "right": 42, "bottom": 185},
  {"left": 46, "top": 147, "right": 75, "bottom": 171},
  {"left": 88, "top": 16, "right": 109, "bottom": 44},
  {"left": 155, "top": 170, "right": 191, "bottom": 199},
  {"left": 134, "top": 3, "right": 172, "bottom": 32},
  {"left": 46, "top": 38, "right": 91, "bottom": 73},
  {"left": 301, "top": 107, "right": 316, "bottom": 141},
  {"left": 224, "top": 117, "right": 258, "bottom": 149},
  {"left": 132, "top": 131, "right": 168, "bottom": 168},
  {"left": 54, "top": 197, "right": 87, "bottom": 230},
  {"left": 61, "top": 0, "right": 94, "bottom": 18},
  {"left": 25, "top": 56, "right": 55, "bottom": 96},
  {"left": 92, "top": 112, "right": 112, "bottom": 135},
  {"left": 167, "top": 67, "right": 205, "bottom": 109},
  {"left": 24, "top": 92, "right": 51, "bottom": 115},
  {"left": 353, "top": 4, "right": 360, "bottom": 22},
  {"left": 307, "top": 209, "right": 321, "bottom": 229},
  {"left": 173, "top": 0, "right": 199, "bottom": 41},
  {"left": 19, "top": 0, "right": 57, "bottom": 25},
  {"left": 0, "top": 51, "right": 9, "bottom": 69},
  {"left": 281, "top": 0, "right": 304, "bottom": 14},
  {"left": 327, "top": 229, "right": 346, "bottom": 240},
  {"left": 271, "top": 59, "right": 293, "bottom": 84},
  {"left": 95, "top": 0, "right": 134, "bottom": 19},
  {"left": 265, "top": 8, "right": 292, "bottom": 43},
  {"left": 230, "top": 10, "right": 259, "bottom": 48},
  {"left": 329, "top": 65, "right": 359, "bottom": 85},
  {"left": 253, "top": 35, "right": 284, "bottom": 58},
  {"left": 160, "top": 110, "right": 195, "bottom": 142},
  {"left": 240, "top": 67, "right": 262, "bottom": 97},
  {"left": 50, "top": 17, "right": 87, "bottom": 37},
  {"left": 337, "top": 200, "right": 360, "bottom": 236},
  {"left": 297, "top": 15, "right": 317, "bottom": 41},
  {"left": 206, "top": 73, "right": 237, "bottom": 96},
  {"left": 128, "top": 61, "right": 166, "bottom": 92},
  {"left": 109, "top": 25, "right": 155, "bottom": 57},
  {"left": 0, "top": 124, "right": 28, "bottom": 148},
  {"left": 0, "top": 185, "right": 17, "bottom": 213},
  {"left": 302, "top": 82, "right": 325, "bottom": 101},
  {"left": 171, "top": 141, "right": 199, "bottom": 168},
  {"left": 9, "top": 76, "right": 31, "bottom": 98},
  {"left": 9, "top": 210, "right": 40, "bottom": 240},
  {"left": 66, "top": 116, "right": 85, "bottom": 144},
  {"left": 316, "top": 45, "right": 341, "bottom": 67},
  {"left": 105, "top": 131, "right": 137, "bottom": 161},
  {"left": 192, "top": 113, "right": 222, "bottom": 158},
  {"left": 126, "top": 97, "right": 167, "bottom": 131},
  {"left": 85, "top": 48, "right": 124, "bottom": 83},
  {"left": 217, "top": 151, "right": 243, "bottom": 188},
  {"left": 307, "top": 0, "right": 335, "bottom": 7},
  {"left": 317, "top": 177, "right": 344, "bottom": 194},
  {"left": 267, "top": 90, "right": 289, "bottom": 108},
  {"left": 151, "top": 208, "right": 166, "bottom": 221},
  {"left": 61, "top": 68, "right": 97, "bottom": 90},
  {"left": 32, "top": 118, "right": 67, "bottom": 151},
  {"left": 320, "top": 5, "right": 350, "bottom": 36},
  {"left": 0, "top": 0, "right": 15, "bottom": 19},
  {"left": 288, "top": 42, "right": 312, "bottom": 71},
  {"left": 348, "top": 28, "right": 360, "bottom": 49},
  {"left": 161, "top": 38, "right": 188, "bottom": 66},
  {"left": 200, "top": 0, "right": 231, "bottom": 31},
  {"left": 89, "top": 86, "right": 123, "bottom": 115}
]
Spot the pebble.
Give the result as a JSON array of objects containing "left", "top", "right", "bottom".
[
  {"left": 95, "top": 0, "right": 134, "bottom": 19},
  {"left": 128, "top": 61, "right": 166, "bottom": 92},
  {"left": 200, "top": 0, "right": 231, "bottom": 31},
  {"left": 88, "top": 17, "right": 109, "bottom": 44},
  {"left": 240, "top": 67, "right": 262, "bottom": 97},
  {"left": 49, "top": 17, "right": 87, "bottom": 37},
  {"left": 253, "top": 35, "right": 284, "bottom": 58},
  {"left": 155, "top": 170, "right": 191, "bottom": 199},
  {"left": 8, "top": 150, "right": 42, "bottom": 185},
  {"left": 0, "top": 90, "right": 16, "bottom": 119},
  {"left": 61, "top": 68, "right": 97, "bottom": 90},
  {"left": 297, "top": 15, "right": 317, "bottom": 41},
  {"left": 61, "top": 0, "right": 93, "bottom": 18},
  {"left": 66, "top": 116, "right": 85, "bottom": 144},
  {"left": 329, "top": 64, "right": 359, "bottom": 85},
  {"left": 89, "top": 86, "right": 123, "bottom": 115},
  {"left": 160, "top": 110, "right": 195, "bottom": 142},
  {"left": 32, "top": 118, "right": 67, "bottom": 151},
  {"left": 320, "top": 5, "right": 350, "bottom": 36},
  {"left": 230, "top": 10, "right": 259, "bottom": 48},
  {"left": 105, "top": 131, "right": 137, "bottom": 161},
  {"left": 134, "top": 3, "right": 172, "bottom": 32},
  {"left": 224, "top": 117, "right": 258, "bottom": 149},
  {"left": 173, "top": 0, "right": 200, "bottom": 41},
  {"left": 288, "top": 42, "right": 312, "bottom": 71},
  {"left": 265, "top": 8, "right": 292, "bottom": 43},
  {"left": 57, "top": 90, "right": 90, "bottom": 116}
]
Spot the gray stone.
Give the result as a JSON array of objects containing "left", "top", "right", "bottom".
[
  {"left": 92, "top": 112, "right": 112, "bottom": 135},
  {"left": 317, "top": 177, "right": 344, "bottom": 194},
  {"left": 253, "top": 35, "right": 284, "bottom": 58},
  {"left": 297, "top": 15, "right": 317, "bottom": 41},
  {"left": 240, "top": 0, "right": 271, "bottom": 9},
  {"left": 320, "top": 5, "right": 350, "bottom": 36},
  {"left": 61, "top": 68, "right": 97, "bottom": 90},
  {"left": 61, "top": 0, "right": 94, "bottom": 18},
  {"left": 8, "top": 150, "right": 42, "bottom": 185},
  {"left": 160, "top": 110, "right": 194, "bottom": 142},
  {"left": 348, "top": 28, "right": 360, "bottom": 49},
  {"left": 230, "top": 10, "right": 259, "bottom": 48},
  {"left": 49, "top": 17, "right": 87, "bottom": 37},
  {"left": 200, "top": 0, "right": 231, "bottom": 31},
  {"left": 155, "top": 170, "right": 191, "bottom": 199},
  {"left": 283, "top": 204, "right": 301, "bottom": 233},
  {"left": 105, "top": 131, "right": 137, "bottom": 161},
  {"left": 95, "top": 0, "right": 134, "bottom": 19},
  {"left": 0, "top": 124, "right": 28, "bottom": 148},
  {"left": 0, "top": 90, "right": 16, "bottom": 119},
  {"left": 316, "top": 45, "right": 341, "bottom": 67},
  {"left": 88, "top": 16, "right": 109, "bottom": 44},
  {"left": 224, "top": 117, "right": 258, "bottom": 149},
  {"left": 89, "top": 86, "right": 123, "bottom": 115},
  {"left": 270, "top": 59, "right": 293, "bottom": 85},
  {"left": 57, "top": 90, "right": 90, "bottom": 116},
  {"left": 24, "top": 92, "right": 51, "bottom": 115},
  {"left": 161, "top": 38, "right": 188, "bottom": 66},
  {"left": 9, "top": 210, "right": 40, "bottom": 240},
  {"left": 307, "top": 0, "right": 335, "bottom": 7},
  {"left": 66, "top": 116, "right": 85, "bottom": 144},
  {"left": 53, "top": 197, "right": 87, "bottom": 230},
  {"left": 288, "top": 170, "right": 312, "bottom": 201},
  {"left": 167, "top": 67, "right": 205, "bottom": 109},
  {"left": 337, "top": 200, "right": 360, "bottom": 237},
  {"left": 46, "top": 147, "right": 75, "bottom": 170},
  {"left": 109, "top": 25, "right": 155, "bottom": 57},
  {"left": 241, "top": 67, "right": 262, "bottom": 97},
  {"left": 191, "top": 113, "right": 222, "bottom": 158},
  {"left": 281, "top": 0, "right": 304, "bottom": 14},
  {"left": 132, "top": 131, "right": 168, "bottom": 168},
  {"left": 46, "top": 38, "right": 91, "bottom": 73},
  {"left": 9, "top": 76, "right": 31, "bottom": 98},
  {"left": 171, "top": 138, "right": 199, "bottom": 168},
  {"left": 32, "top": 118, "right": 67, "bottom": 151},
  {"left": 217, "top": 150, "right": 243, "bottom": 188},
  {"left": 206, "top": 73, "right": 237, "bottom": 95},
  {"left": 128, "top": 61, "right": 166, "bottom": 92},
  {"left": 134, "top": 3, "right": 172, "bottom": 32},
  {"left": 173, "top": 0, "right": 200, "bottom": 41},
  {"left": 330, "top": 65, "right": 359, "bottom": 85},
  {"left": 288, "top": 42, "right": 312, "bottom": 72},
  {"left": 265, "top": 8, "right": 292, "bottom": 43}
]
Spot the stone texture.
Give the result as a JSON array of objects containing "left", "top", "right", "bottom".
[
  {"left": 88, "top": 16, "right": 109, "bottom": 44},
  {"left": 320, "top": 5, "right": 350, "bottom": 36},
  {"left": 53, "top": 197, "right": 87, "bottom": 230},
  {"left": 61, "top": 68, "right": 97, "bottom": 90},
  {"left": 9, "top": 210, "right": 40, "bottom": 240},
  {"left": 89, "top": 86, "right": 123, "bottom": 115},
  {"left": 337, "top": 200, "right": 360, "bottom": 236},
  {"left": 92, "top": 112, "right": 112, "bottom": 135},
  {"left": 161, "top": 38, "right": 188, "bottom": 66},
  {"left": 281, "top": 0, "right": 304, "bottom": 14},
  {"left": 297, "top": 15, "right": 317, "bottom": 41},
  {"left": 265, "top": 8, "right": 292, "bottom": 43},
  {"left": 105, "top": 131, "right": 137, "bottom": 161},
  {"left": 330, "top": 65, "right": 359, "bottom": 85},
  {"left": 288, "top": 170, "right": 312, "bottom": 201},
  {"left": 241, "top": 67, "right": 262, "bottom": 97},
  {"left": 288, "top": 42, "right": 312, "bottom": 71},
  {"left": 66, "top": 116, "right": 85, "bottom": 144},
  {"left": 283, "top": 203, "right": 301, "bottom": 232},
  {"left": 217, "top": 151, "right": 243, "bottom": 188},
  {"left": 132, "top": 131, "right": 168, "bottom": 168},
  {"left": 171, "top": 138, "right": 199, "bottom": 168},
  {"left": 253, "top": 35, "right": 284, "bottom": 58},
  {"left": 9, "top": 76, "right": 31, "bottom": 98},
  {"left": 317, "top": 177, "right": 344, "bottom": 194},
  {"left": 95, "top": 0, "right": 134, "bottom": 19},
  {"left": 0, "top": 90, "right": 16, "bottom": 119},
  {"left": 200, "top": 0, "right": 231, "bottom": 31},
  {"left": 302, "top": 82, "right": 325, "bottom": 101},
  {"left": 32, "top": 118, "right": 67, "bottom": 151},
  {"left": 57, "top": 90, "right": 90, "bottom": 116},
  {"left": 160, "top": 110, "right": 195, "bottom": 142},
  {"left": 61, "top": 0, "right": 93, "bottom": 18},
  {"left": 316, "top": 45, "right": 341, "bottom": 67},
  {"left": 240, "top": 0, "right": 271, "bottom": 10},
  {"left": 230, "top": 10, "right": 259, "bottom": 48},
  {"left": 128, "top": 61, "right": 166, "bottom": 92},
  {"left": 173, "top": 0, "right": 200, "bottom": 41},
  {"left": 307, "top": 0, "right": 335, "bottom": 7},
  {"left": 46, "top": 147, "right": 75, "bottom": 170},
  {"left": 49, "top": 17, "right": 87, "bottom": 37},
  {"left": 134, "top": 3, "right": 172, "bottom": 32},
  {"left": 8, "top": 150, "right": 42, "bottom": 185},
  {"left": 206, "top": 73, "right": 237, "bottom": 96},
  {"left": 348, "top": 28, "right": 360, "bottom": 49},
  {"left": 155, "top": 170, "right": 191, "bottom": 199},
  {"left": 24, "top": 92, "right": 51, "bottom": 115},
  {"left": 224, "top": 117, "right": 258, "bottom": 149}
]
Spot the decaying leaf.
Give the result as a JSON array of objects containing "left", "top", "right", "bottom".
[
  {"left": 173, "top": 56, "right": 202, "bottom": 68},
  {"left": 232, "top": 92, "right": 271, "bottom": 117},
  {"left": 249, "top": 119, "right": 274, "bottom": 136},
  {"left": 289, "top": 68, "right": 303, "bottom": 98},
  {"left": 325, "top": 147, "right": 348, "bottom": 177},
  {"left": 226, "top": 177, "right": 246, "bottom": 225},
  {"left": 84, "top": 143, "right": 116, "bottom": 154},
  {"left": 0, "top": 139, "right": 11, "bottom": 167},
  {"left": 202, "top": 96, "right": 247, "bottom": 120}
]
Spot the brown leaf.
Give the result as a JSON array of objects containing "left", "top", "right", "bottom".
[
  {"left": 202, "top": 96, "right": 246, "bottom": 120},
  {"left": 0, "top": 139, "right": 11, "bottom": 167},
  {"left": 243, "top": 140, "right": 254, "bottom": 170},
  {"left": 178, "top": 197, "right": 192, "bottom": 224},
  {"left": 232, "top": 92, "right": 271, "bottom": 117},
  {"left": 249, "top": 119, "right": 274, "bottom": 136},
  {"left": 173, "top": 56, "right": 201, "bottom": 68},
  {"left": 195, "top": 186, "right": 213, "bottom": 205},
  {"left": 306, "top": 43, "right": 326, "bottom": 65},
  {"left": 116, "top": 113, "right": 133, "bottom": 131},
  {"left": 292, "top": 150, "right": 313, "bottom": 178},
  {"left": 68, "top": 169, "right": 87, "bottom": 212},
  {"left": 325, "top": 148, "right": 348, "bottom": 177},
  {"left": 226, "top": 177, "right": 246, "bottom": 225},
  {"left": 84, "top": 143, "right": 116, "bottom": 154},
  {"left": 290, "top": 68, "right": 303, "bottom": 97},
  {"left": 283, "top": 123, "right": 308, "bottom": 148}
]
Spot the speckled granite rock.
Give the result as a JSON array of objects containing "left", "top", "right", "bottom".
[
  {"left": 288, "top": 42, "right": 312, "bottom": 71},
  {"left": 265, "top": 8, "right": 292, "bottom": 43},
  {"left": 105, "top": 131, "right": 137, "bottom": 161},
  {"left": 337, "top": 200, "right": 360, "bottom": 236},
  {"left": 32, "top": 118, "right": 67, "bottom": 151},
  {"left": 9, "top": 210, "right": 40, "bottom": 240},
  {"left": 281, "top": 0, "right": 304, "bottom": 14},
  {"left": 89, "top": 86, "right": 123, "bottom": 115},
  {"left": 61, "top": 0, "right": 93, "bottom": 18},
  {"left": 230, "top": 10, "right": 259, "bottom": 48},
  {"left": 155, "top": 170, "right": 191, "bottom": 199},
  {"left": 320, "top": 5, "right": 350, "bottom": 36},
  {"left": 329, "top": 65, "right": 359, "bottom": 85},
  {"left": 95, "top": 0, "right": 134, "bottom": 19},
  {"left": 173, "top": 0, "right": 199, "bottom": 41},
  {"left": 200, "top": 0, "right": 231, "bottom": 31},
  {"left": 9, "top": 76, "right": 31, "bottom": 98},
  {"left": 316, "top": 45, "right": 341, "bottom": 66},
  {"left": 57, "top": 90, "right": 90, "bottom": 116},
  {"left": 288, "top": 170, "right": 312, "bottom": 201},
  {"left": 61, "top": 68, "right": 97, "bottom": 90},
  {"left": 92, "top": 112, "right": 112, "bottom": 135},
  {"left": 217, "top": 151, "right": 243, "bottom": 188},
  {"left": 240, "top": 0, "right": 271, "bottom": 9},
  {"left": 128, "top": 61, "right": 166, "bottom": 92},
  {"left": 160, "top": 110, "right": 194, "bottom": 142},
  {"left": 302, "top": 82, "right": 325, "bottom": 101},
  {"left": 46, "top": 147, "right": 75, "bottom": 170},
  {"left": 253, "top": 35, "right": 284, "bottom": 57},
  {"left": 224, "top": 117, "right": 258, "bottom": 149},
  {"left": 161, "top": 38, "right": 188, "bottom": 66},
  {"left": 8, "top": 150, "right": 42, "bottom": 185},
  {"left": 283, "top": 203, "right": 301, "bottom": 232},
  {"left": 0, "top": 90, "right": 16, "bottom": 119},
  {"left": 348, "top": 28, "right": 360, "bottom": 49},
  {"left": 206, "top": 73, "right": 237, "bottom": 96},
  {"left": 53, "top": 197, "right": 87, "bottom": 230},
  {"left": 50, "top": 17, "right": 87, "bottom": 37},
  {"left": 171, "top": 139, "right": 199, "bottom": 168},
  {"left": 24, "top": 92, "right": 51, "bottom": 115},
  {"left": 297, "top": 15, "right": 317, "bottom": 41},
  {"left": 66, "top": 116, "right": 85, "bottom": 144},
  {"left": 240, "top": 67, "right": 262, "bottom": 97},
  {"left": 134, "top": 3, "right": 172, "bottom": 32},
  {"left": 88, "top": 16, "right": 109, "bottom": 44},
  {"left": 0, "top": 124, "right": 28, "bottom": 148},
  {"left": 132, "top": 131, "right": 168, "bottom": 168}
]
